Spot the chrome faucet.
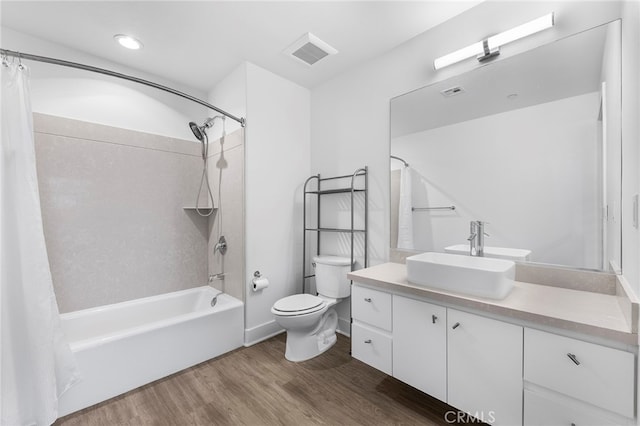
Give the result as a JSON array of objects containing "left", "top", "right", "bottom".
[{"left": 467, "top": 221, "right": 488, "bottom": 256}]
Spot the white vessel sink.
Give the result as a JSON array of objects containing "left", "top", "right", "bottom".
[
  {"left": 444, "top": 244, "right": 532, "bottom": 261},
  {"left": 406, "top": 252, "right": 515, "bottom": 300}
]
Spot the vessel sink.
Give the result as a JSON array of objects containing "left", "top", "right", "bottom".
[
  {"left": 444, "top": 244, "right": 532, "bottom": 261},
  {"left": 406, "top": 252, "right": 515, "bottom": 300}
]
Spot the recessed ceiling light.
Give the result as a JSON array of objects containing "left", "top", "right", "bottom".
[{"left": 113, "top": 34, "right": 143, "bottom": 50}]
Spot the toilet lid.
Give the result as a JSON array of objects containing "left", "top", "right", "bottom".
[{"left": 273, "top": 294, "right": 325, "bottom": 313}]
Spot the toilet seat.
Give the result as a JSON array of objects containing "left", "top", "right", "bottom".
[{"left": 272, "top": 294, "right": 326, "bottom": 317}]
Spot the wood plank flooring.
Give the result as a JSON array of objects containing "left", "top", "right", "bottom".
[{"left": 55, "top": 334, "right": 476, "bottom": 425}]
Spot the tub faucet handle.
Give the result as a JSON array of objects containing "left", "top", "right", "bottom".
[{"left": 214, "top": 236, "right": 227, "bottom": 255}]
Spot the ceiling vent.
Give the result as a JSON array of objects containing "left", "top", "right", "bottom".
[
  {"left": 283, "top": 33, "right": 338, "bottom": 66},
  {"left": 440, "top": 86, "right": 466, "bottom": 97}
]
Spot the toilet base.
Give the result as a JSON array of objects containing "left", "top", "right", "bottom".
[
  {"left": 283, "top": 309, "right": 339, "bottom": 362},
  {"left": 285, "top": 329, "right": 337, "bottom": 362}
]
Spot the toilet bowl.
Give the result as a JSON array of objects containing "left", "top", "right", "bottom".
[{"left": 272, "top": 255, "right": 353, "bottom": 362}]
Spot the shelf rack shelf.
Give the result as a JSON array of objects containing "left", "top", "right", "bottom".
[{"left": 302, "top": 166, "right": 368, "bottom": 294}]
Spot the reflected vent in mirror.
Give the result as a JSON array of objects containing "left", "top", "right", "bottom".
[{"left": 441, "top": 86, "right": 466, "bottom": 97}]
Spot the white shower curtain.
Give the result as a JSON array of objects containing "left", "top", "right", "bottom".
[
  {"left": 1, "top": 61, "right": 79, "bottom": 425},
  {"left": 397, "top": 166, "right": 414, "bottom": 250}
]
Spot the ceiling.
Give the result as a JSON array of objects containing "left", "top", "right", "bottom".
[{"left": 1, "top": 1, "right": 480, "bottom": 92}]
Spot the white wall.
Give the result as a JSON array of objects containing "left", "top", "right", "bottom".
[
  {"left": 243, "top": 63, "right": 311, "bottom": 344},
  {"left": 207, "top": 63, "right": 247, "bottom": 141},
  {"left": 2, "top": 28, "right": 207, "bottom": 141},
  {"left": 392, "top": 92, "right": 601, "bottom": 270}
]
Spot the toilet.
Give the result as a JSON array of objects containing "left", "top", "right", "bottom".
[{"left": 271, "top": 255, "right": 353, "bottom": 362}]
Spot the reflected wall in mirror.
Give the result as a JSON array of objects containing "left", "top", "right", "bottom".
[{"left": 390, "top": 20, "right": 621, "bottom": 273}]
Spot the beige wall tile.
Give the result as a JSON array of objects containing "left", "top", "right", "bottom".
[{"left": 35, "top": 115, "right": 210, "bottom": 312}]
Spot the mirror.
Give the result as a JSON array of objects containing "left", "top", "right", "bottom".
[{"left": 390, "top": 20, "right": 621, "bottom": 273}]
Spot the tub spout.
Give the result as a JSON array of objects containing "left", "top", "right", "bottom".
[{"left": 209, "top": 273, "right": 225, "bottom": 282}]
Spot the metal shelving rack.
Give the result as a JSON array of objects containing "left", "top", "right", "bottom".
[{"left": 302, "top": 166, "right": 368, "bottom": 294}]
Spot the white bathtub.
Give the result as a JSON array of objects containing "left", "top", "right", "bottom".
[{"left": 58, "top": 286, "right": 244, "bottom": 417}]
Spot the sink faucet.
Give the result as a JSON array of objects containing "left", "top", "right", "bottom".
[{"left": 467, "top": 221, "right": 488, "bottom": 256}]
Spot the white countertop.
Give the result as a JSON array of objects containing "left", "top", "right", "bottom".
[{"left": 348, "top": 262, "right": 637, "bottom": 346}]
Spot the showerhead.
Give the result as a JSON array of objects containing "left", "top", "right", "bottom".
[
  {"left": 189, "top": 121, "right": 205, "bottom": 142},
  {"left": 188, "top": 115, "right": 224, "bottom": 142}
]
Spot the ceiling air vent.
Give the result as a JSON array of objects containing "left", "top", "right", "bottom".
[
  {"left": 284, "top": 33, "right": 338, "bottom": 66},
  {"left": 440, "top": 86, "right": 466, "bottom": 97}
]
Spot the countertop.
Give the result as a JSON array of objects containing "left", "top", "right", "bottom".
[{"left": 348, "top": 262, "right": 638, "bottom": 346}]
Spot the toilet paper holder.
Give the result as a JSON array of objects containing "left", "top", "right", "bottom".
[{"left": 252, "top": 270, "right": 269, "bottom": 292}]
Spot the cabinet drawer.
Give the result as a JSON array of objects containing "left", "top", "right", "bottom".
[
  {"left": 352, "top": 322, "right": 392, "bottom": 375},
  {"left": 524, "top": 390, "right": 627, "bottom": 426},
  {"left": 352, "top": 285, "right": 392, "bottom": 331},
  {"left": 524, "top": 328, "right": 634, "bottom": 418}
]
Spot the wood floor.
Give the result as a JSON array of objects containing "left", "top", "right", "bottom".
[{"left": 55, "top": 334, "right": 475, "bottom": 425}]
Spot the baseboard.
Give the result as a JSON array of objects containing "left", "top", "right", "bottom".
[
  {"left": 337, "top": 317, "right": 351, "bottom": 337},
  {"left": 244, "top": 320, "right": 284, "bottom": 347}
]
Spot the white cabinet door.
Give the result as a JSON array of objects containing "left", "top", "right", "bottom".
[
  {"left": 393, "top": 295, "right": 447, "bottom": 402},
  {"left": 448, "top": 309, "right": 523, "bottom": 426}
]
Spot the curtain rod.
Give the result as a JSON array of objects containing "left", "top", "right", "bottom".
[{"left": 0, "top": 48, "right": 246, "bottom": 127}]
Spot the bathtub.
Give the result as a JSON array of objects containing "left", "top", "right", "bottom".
[{"left": 58, "top": 286, "right": 244, "bottom": 417}]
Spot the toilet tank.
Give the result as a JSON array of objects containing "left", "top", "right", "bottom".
[{"left": 313, "top": 255, "right": 354, "bottom": 298}]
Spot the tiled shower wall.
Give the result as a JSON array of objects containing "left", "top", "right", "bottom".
[{"left": 34, "top": 113, "right": 244, "bottom": 312}]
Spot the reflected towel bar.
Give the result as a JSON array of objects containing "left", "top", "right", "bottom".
[{"left": 412, "top": 206, "right": 456, "bottom": 211}]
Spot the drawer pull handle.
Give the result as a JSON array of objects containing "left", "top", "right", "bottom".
[
  {"left": 567, "top": 353, "right": 580, "bottom": 366},
  {"left": 452, "top": 322, "right": 461, "bottom": 330},
  {"left": 364, "top": 298, "right": 372, "bottom": 302},
  {"left": 364, "top": 339, "right": 372, "bottom": 344},
  {"left": 432, "top": 314, "right": 438, "bottom": 324}
]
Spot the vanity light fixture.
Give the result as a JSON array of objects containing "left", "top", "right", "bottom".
[
  {"left": 433, "top": 12, "right": 554, "bottom": 70},
  {"left": 113, "top": 34, "right": 143, "bottom": 50}
]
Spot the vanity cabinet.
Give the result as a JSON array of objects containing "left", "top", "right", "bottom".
[
  {"left": 392, "top": 296, "right": 447, "bottom": 402},
  {"left": 524, "top": 328, "right": 635, "bottom": 424},
  {"left": 447, "top": 308, "right": 523, "bottom": 426},
  {"left": 351, "top": 283, "right": 636, "bottom": 426}
]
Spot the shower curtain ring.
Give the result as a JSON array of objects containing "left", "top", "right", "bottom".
[{"left": 17, "top": 53, "right": 25, "bottom": 70}]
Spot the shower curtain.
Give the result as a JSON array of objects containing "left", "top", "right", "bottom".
[
  {"left": 1, "top": 60, "right": 79, "bottom": 425},
  {"left": 397, "top": 166, "right": 414, "bottom": 250}
]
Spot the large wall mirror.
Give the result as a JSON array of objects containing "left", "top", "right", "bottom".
[{"left": 390, "top": 20, "right": 622, "bottom": 273}]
